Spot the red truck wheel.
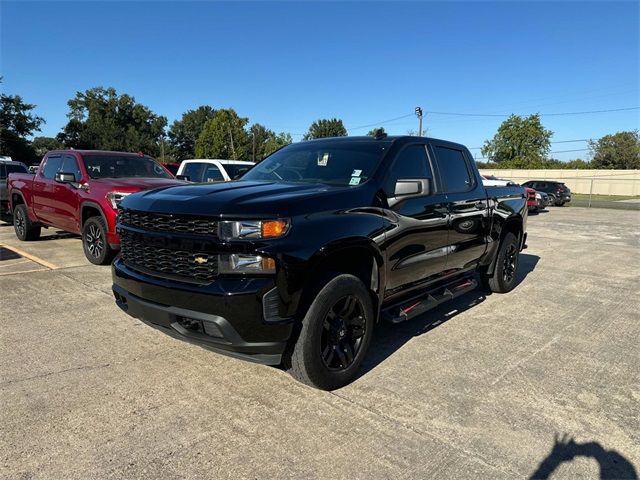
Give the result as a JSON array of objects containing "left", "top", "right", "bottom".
[
  {"left": 82, "top": 217, "right": 115, "bottom": 265},
  {"left": 13, "top": 204, "right": 41, "bottom": 241}
]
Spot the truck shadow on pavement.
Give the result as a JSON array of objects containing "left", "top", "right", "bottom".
[
  {"left": 358, "top": 253, "right": 540, "bottom": 379},
  {"left": 530, "top": 434, "right": 638, "bottom": 479}
]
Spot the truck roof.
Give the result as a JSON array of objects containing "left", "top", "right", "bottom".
[
  {"left": 45, "top": 149, "right": 153, "bottom": 157},
  {"left": 302, "top": 135, "right": 468, "bottom": 149}
]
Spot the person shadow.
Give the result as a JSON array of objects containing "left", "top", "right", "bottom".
[
  {"left": 530, "top": 434, "right": 638, "bottom": 479},
  {"left": 357, "top": 253, "right": 540, "bottom": 379}
]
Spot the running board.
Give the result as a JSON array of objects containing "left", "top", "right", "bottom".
[{"left": 383, "top": 277, "right": 478, "bottom": 324}]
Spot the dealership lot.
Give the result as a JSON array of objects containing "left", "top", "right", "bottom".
[{"left": 1, "top": 208, "right": 638, "bottom": 479}]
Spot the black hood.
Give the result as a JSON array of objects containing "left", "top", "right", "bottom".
[{"left": 121, "top": 180, "right": 375, "bottom": 218}]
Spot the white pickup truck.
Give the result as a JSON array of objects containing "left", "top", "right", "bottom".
[{"left": 176, "top": 159, "right": 254, "bottom": 182}]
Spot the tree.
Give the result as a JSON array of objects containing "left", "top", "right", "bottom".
[
  {"left": 303, "top": 118, "right": 347, "bottom": 140},
  {"left": 57, "top": 87, "right": 167, "bottom": 157},
  {"left": 167, "top": 106, "right": 216, "bottom": 160},
  {"left": 0, "top": 85, "right": 44, "bottom": 163},
  {"left": 367, "top": 127, "right": 386, "bottom": 136},
  {"left": 481, "top": 114, "right": 553, "bottom": 168},
  {"left": 248, "top": 123, "right": 293, "bottom": 161},
  {"left": 32, "top": 136, "right": 63, "bottom": 156},
  {"left": 589, "top": 131, "right": 640, "bottom": 169},
  {"left": 194, "top": 108, "right": 250, "bottom": 159}
]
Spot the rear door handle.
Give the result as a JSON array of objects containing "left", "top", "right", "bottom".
[{"left": 474, "top": 202, "right": 486, "bottom": 209}]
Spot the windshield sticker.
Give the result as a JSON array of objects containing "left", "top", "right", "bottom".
[
  {"left": 349, "top": 176, "right": 361, "bottom": 186},
  {"left": 318, "top": 153, "right": 329, "bottom": 167},
  {"left": 351, "top": 169, "right": 362, "bottom": 177}
]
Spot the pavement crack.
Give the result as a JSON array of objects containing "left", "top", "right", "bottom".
[{"left": 0, "top": 363, "right": 111, "bottom": 387}]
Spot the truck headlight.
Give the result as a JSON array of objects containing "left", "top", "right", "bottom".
[
  {"left": 107, "top": 191, "right": 132, "bottom": 209},
  {"left": 218, "top": 254, "right": 276, "bottom": 274},
  {"left": 218, "top": 219, "right": 289, "bottom": 241}
]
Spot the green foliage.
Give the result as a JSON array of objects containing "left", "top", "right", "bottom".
[
  {"left": 194, "top": 109, "right": 250, "bottom": 159},
  {"left": 303, "top": 118, "right": 347, "bottom": 140},
  {"left": 168, "top": 106, "right": 216, "bottom": 160},
  {"left": 0, "top": 86, "right": 44, "bottom": 163},
  {"left": 589, "top": 130, "right": 640, "bottom": 169},
  {"left": 249, "top": 124, "right": 292, "bottom": 161},
  {"left": 57, "top": 87, "right": 167, "bottom": 157},
  {"left": 477, "top": 157, "right": 593, "bottom": 170},
  {"left": 32, "top": 136, "right": 63, "bottom": 156},
  {"left": 367, "top": 127, "right": 386, "bottom": 136},
  {"left": 481, "top": 114, "right": 553, "bottom": 168}
]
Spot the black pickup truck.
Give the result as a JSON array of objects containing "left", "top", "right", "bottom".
[{"left": 112, "top": 135, "right": 527, "bottom": 389}]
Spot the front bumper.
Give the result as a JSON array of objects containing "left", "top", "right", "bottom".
[{"left": 112, "top": 258, "right": 293, "bottom": 365}]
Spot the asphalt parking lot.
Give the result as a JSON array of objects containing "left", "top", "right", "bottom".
[{"left": 1, "top": 207, "right": 639, "bottom": 479}]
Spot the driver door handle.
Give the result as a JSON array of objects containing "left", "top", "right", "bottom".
[{"left": 474, "top": 201, "right": 486, "bottom": 210}]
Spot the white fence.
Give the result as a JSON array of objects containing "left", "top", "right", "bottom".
[{"left": 479, "top": 169, "right": 640, "bottom": 196}]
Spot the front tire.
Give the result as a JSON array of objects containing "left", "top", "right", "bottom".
[
  {"left": 287, "top": 274, "right": 374, "bottom": 390},
  {"left": 481, "top": 232, "right": 520, "bottom": 293},
  {"left": 13, "top": 204, "right": 41, "bottom": 241},
  {"left": 82, "top": 216, "right": 115, "bottom": 265}
]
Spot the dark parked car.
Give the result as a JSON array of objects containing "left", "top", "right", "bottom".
[
  {"left": 522, "top": 180, "right": 571, "bottom": 206},
  {"left": 8, "top": 150, "right": 184, "bottom": 264},
  {"left": 1, "top": 159, "right": 29, "bottom": 221},
  {"left": 112, "top": 136, "right": 528, "bottom": 390}
]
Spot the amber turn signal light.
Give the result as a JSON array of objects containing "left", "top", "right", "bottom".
[{"left": 261, "top": 219, "right": 289, "bottom": 238}]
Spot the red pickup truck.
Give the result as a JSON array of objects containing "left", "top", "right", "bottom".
[{"left": 8, "top": 150, "right": 183, "bottom": 264}]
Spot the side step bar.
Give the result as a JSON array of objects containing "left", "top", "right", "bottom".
[{"left": 383, "top": 277, "right": 478, "bottom": 324}]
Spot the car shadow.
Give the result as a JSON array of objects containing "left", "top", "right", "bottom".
[
  {"left": 36, "top": 231, "right": 80, "bottom": 241},
  {"left": 529, "top": 434, "right": 638, "bottom": 479},
  {"left": 357, "top": 253, "right": 540, "bottom": 379}
]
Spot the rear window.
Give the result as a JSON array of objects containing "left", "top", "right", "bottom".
[
  {"left": 82, "top": 155, "right": 171, "bottom": 179},
  {"left": 1, "top": 164, "right": 28, "bottom": 179},
  {"left": 224, "top": 163, "right": 253, "bottom": 179}
]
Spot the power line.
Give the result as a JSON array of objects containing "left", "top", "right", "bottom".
[
  {"left": 346, "top": 113, "right": 415, "bottom": 131},
  {"left": 475, "top": 148, "right": 590, "bottom": 160},
  {"left": 468, "top": 139, "right": 592, "bottom": 150},
  {"left": 425, "top": 106, "right": 639, "bottom": 117}
]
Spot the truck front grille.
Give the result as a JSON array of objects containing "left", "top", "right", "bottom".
[
  {"left": 119, "top": 232, "right": 218, "bottom": 284},
  {"left": 118, "top": 208, "right": 218, "bottom": 236}
]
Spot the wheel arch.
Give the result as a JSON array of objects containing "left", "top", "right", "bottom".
[{"left": 80, "top": 201, "right": 108, "bottom": 227}]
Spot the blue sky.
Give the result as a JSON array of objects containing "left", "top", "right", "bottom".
[{"left": 2, "top": 1, "right": 638, "bottom": 160}]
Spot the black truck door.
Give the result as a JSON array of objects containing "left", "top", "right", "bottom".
[
  {"left": 430, "top": 142, "right": 489, "bottom": 275},
  {"left": 383, "top": 143, "right": 450, "bottom": 298}
]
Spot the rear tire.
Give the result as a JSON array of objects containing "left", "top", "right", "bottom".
[
  {"left": 286, "top": 274, "right": 374, "bottom": 390},
  {"left": 480, "top": 232, "right": 520, "bottom": 293},
  {"left": 82, "top": 216, "right": 115, "bottom": 265},
  {"left": 13, "top": 204, "right": 41, "bottom": 241}
]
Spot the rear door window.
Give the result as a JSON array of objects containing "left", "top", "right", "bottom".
[
  {"left": 433, "top": 146, "right": 473, "bottom": 193},
  {"left": 42, "top": 156, "right": 63, "bottom": 179},
  {"left": 203, "top": 165, "right": 224, "bottom": 182}
]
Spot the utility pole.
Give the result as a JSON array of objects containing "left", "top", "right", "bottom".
[
  {"left": 160, "top": 134, "right": 165, "bottom": 162},
  {"left": 415, "top": 107, "right": 423, "bottom": 136},
  {"left": 228, "top": 124, "right": 237, "bottom": 160},
  {"left": 252, "top": 130, "right": 256, "bottom": 163}
]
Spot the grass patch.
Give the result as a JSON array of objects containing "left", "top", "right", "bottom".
[{"left": 571, "top": 193, "right": 640, "bottom": 201}]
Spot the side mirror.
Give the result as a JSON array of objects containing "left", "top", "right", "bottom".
[
  {"left": 176, "top": 174, "right": 190, "bottom": 181},
  {"left": 389, "top": 178, "right": 431, "bottom": 207},
  {"left": 55, "top": 172, "right": 77, "bottom": 184}
]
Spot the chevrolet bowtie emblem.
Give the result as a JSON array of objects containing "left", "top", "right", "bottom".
[{"left": 193, "top": 256, "right": 208, "bottom": 264}]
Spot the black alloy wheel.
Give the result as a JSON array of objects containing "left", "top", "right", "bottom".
[
  {"left": 85, "top": 222, "right": 104, "bottom": 259},
  {"left": 82, "top": 216, "right": 115, "bottom": 265},
  {"left": 321, "top": 295, "right": 366, "bottom": 371},
  {"left": 502, "top": 243, "right": 518, "bottom": 284},
  {"left": 14, "top": 207, "right": 25, "bottom": 238}
]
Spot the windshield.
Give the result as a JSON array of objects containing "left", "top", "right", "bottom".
[
  {"left": 82, "top": 154, "right": 171, "bottom": 179},
  {"left": 224, "top": 163, "right": 253, "bottom": 179},
  {"left": 241, "top": 141, "right": 389, "bottom": 186}
]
